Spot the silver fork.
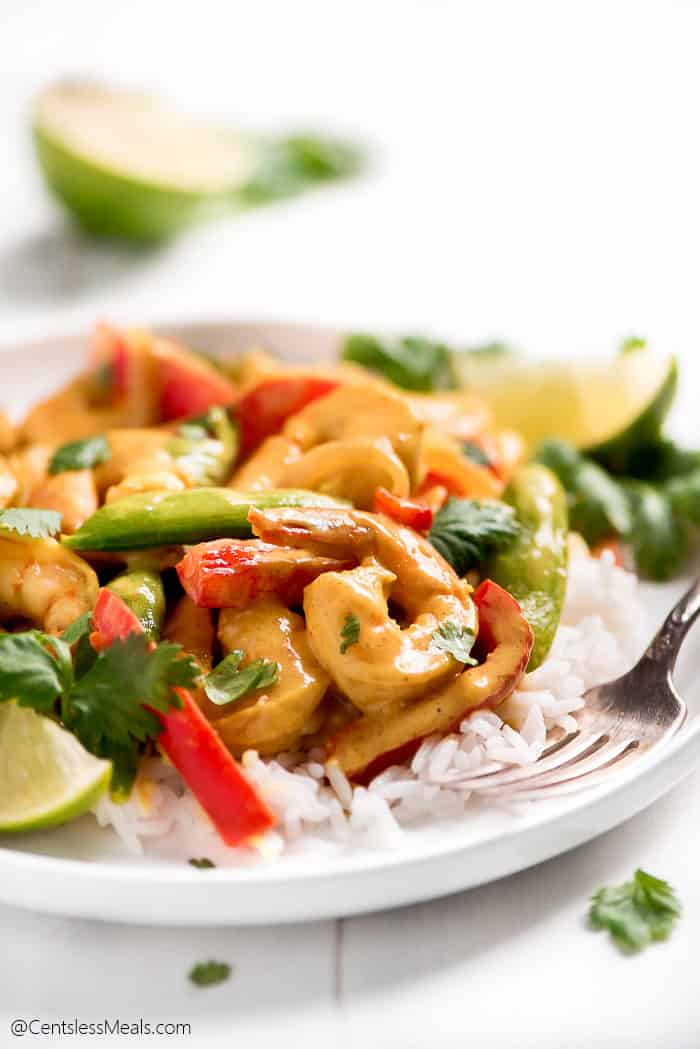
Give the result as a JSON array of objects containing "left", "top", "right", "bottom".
[{"left": 449, "top": 578, "right": 700, "bottom": 800}]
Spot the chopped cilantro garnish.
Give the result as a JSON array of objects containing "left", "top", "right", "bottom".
[
  {"left": 429, "top": 498, "right": 519, "bottom": 575},
  {"left": 49, "top": 434, "right": 111, "bottom": 475},
  {"left": 431, "top": 622, "right": 477, "bottom": 665},
  {"left": 0, "top": 628, "right": 199, "bottom": 798},
  {"left": 0, "top": 508, "right": 62, "bottom": 539},
  {"left": 340, "top": 613, "right": 360, "bottom": 654},
  {"left": 189, "top": 857, "right": 216, "bottom": 869},
  {"left": 203, "top": 650, "right": 279, "bottom": 707}
]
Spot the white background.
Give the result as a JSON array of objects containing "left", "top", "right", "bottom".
[{"left": 1, "top": 2, "right": 700, "bottom": 1046}]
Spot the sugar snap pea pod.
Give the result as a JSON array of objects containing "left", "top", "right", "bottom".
[
  {"left": 63, "top": 487, "right": 348, "bottom": 551},
  {"left": 106, "top": 569, "right": 166, "bottom": 638},
  {"left": 166, "top": 406, "right": 238, "bottom": 486},
  {"left": 487, "top": 464, "right": 568, "bottom": 670}
]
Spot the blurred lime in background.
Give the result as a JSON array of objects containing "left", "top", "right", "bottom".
[{"left": 33, "top": 81, "right": 364, "bottom": 243}]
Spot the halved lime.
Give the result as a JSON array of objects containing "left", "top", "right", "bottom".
[
  {"left": 33, "top": 81, "right": 258, "bottom": 242},
  {"left": 455, "top": 347, "right": 677, "bottom": 464},
  {"left": 0, "top": 703, "right": 111, "bottom": 833}
]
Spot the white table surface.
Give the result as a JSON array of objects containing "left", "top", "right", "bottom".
[{"left": 1, "top": 2, "right": 700, "bottom": 1046}]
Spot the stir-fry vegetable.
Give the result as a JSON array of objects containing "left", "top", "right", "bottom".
[
  {"left": 63, "top": 487, "right": 348, "bottom": 551},
  {"left": 488, "top": 465, "right": 568, "bottom": 670},
  {"left": 92, "top": 588, "right": 274, "bottom": 845},
  {"left": 106, "top": 569, "right": 166, "bottom": 640}
]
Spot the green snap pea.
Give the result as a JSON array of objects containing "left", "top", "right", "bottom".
[
  {"left": 487, "top": 464, "right": 569, "bottom": 670},
  {"left": 106, "top": 569, "right": 166, "bottom": 639},
  {"left": 63, "top": 487, "right": 348, "bottom": 551}
]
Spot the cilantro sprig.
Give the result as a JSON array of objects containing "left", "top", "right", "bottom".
[
  {"left": 0, "top": 628, "right": 199, "bottom": 797},
  {"left": 429, "top": 498, "right": 519, "bottom": 575},
  {"left": 589, "top": 869, "right": 682, "bottom": 952},
  {"left": 0, "top": 508, "right": 62, "bottom": 539},
  {"left": 340, "top": 613, "right": 360, "bottom": 653},
  {"left": 431, "top": 621, "right": 477, "bottom": 665},
  {"left": 49, "top": 434, "right": 111, "bottom": 475},
  {"left": 203, "top": 650, "right": 279, "bottom": 707}
]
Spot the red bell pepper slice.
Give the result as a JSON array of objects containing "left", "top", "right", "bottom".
[
  {"left": 372, "top": 486, "right": 434, "bottom": 532},
  {"left": 88, "top": 323, "right": 132, "bottom": 402},
  {"left": 90, "top": 587, "right": 274, "bottom": 846},
  {"left": 234, "top": 376, "right": 338, "bottom": 455},
  {"left": 90, "top": 587, "right": 143, "bottom": 651},
  {"left": 159, "top": 347, "right": 237, "bottom": 421},
  {"left": 177, "top": 538, "right": 352, "bottom": 609}
]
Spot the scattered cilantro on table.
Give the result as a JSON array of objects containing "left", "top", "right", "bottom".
[
  {"left": 589, "top": 869, "right": 681, "bottom": 952},
  {"left": 188, "top": 961, "right": 231, "bottom": 988}
]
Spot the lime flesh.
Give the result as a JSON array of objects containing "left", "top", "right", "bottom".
[
  {"left": 33, "top": 81, "right": 257, "bottom": 242},
  {"left": 0, "top": 703, "right": 111, "bottom": 833},
  {"left": 455, "top": 349, "right": 676, "bottom": 455}
]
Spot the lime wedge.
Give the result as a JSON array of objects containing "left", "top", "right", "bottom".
[
  {"left": 0, "top": 703, "right": 111, "bottom": 833},
  {"left": 455, "top": 348, "right": 677, "bottom": 463},
  {"left": 33, "top": 81, "right": 258, "bottom": 242}
]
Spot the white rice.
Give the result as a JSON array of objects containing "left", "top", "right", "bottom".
[{"left": 93, "top": 548, "right": 648, "bottom": 863}]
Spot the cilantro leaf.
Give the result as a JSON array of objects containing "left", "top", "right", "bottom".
[
  {"left": 189, "top": 857, "right": 216, "bottom": 869},
  {"left": 535, "top": 439, "right": 631, "bottom": 545},
  {"left": 432, "top": 621, "right": 477, "bottom": 665},
  {"left": 240, "top": 135, "right": 363, "bottom": 205},
  {"left": 0, "top": 631, "right": 73, "bottom": 715},
  {"left": 65, "top": 635, "right": 197, "bottom": 751},
  {"left": 429, "top": 497, "right": 519, "bottom": 575},
  {"left": 342, "top": 334, "right": 456, "bottom": 392},
  {"left": 340, "top": 612, "right": 360, "bottom": 654},
  {"left": 0, "top": 508, "right": 62, "bottom": 539},
  {"left": 203, "top": 650, "right": 279, "bottom": 707},
  {"left": 188, "top": 960, "right": 231, "bottom": 988},
  {"left": 589, "top": 869, "right": 681, "bottom": 952},
  {"left": 49, "top": 434, "right": 111, "bottom": 475},
  {"left": 60, "top": 611, "right": 93, "bottom": 645}
]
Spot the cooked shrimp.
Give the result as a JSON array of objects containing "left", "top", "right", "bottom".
[
  {"left": 7, "top": 445, "right": 53, "bottom": 506},
  {"left": 95, "top": 429, "right": 186, "bottom": 504},
  {"left": 0, "top": 456, "right": 17, "bottom": 508},
  {"left": 214, "top": 598, "right": 330, "bottom": 755},
  {"left": 0, "top": 410, "right": 16, "bottom": 454},
  {"left": 419, "top": 428, "right": 503, "bottom": 498},
  {"left": 21, "top": 380, "right": 122, "bottom": 445},
  {"left": 406, "top": 391, "right": 493, "bottom": 442},
  {"left": 28, "top": 469, "right": 98, "bottom": 533},
  {"left": 0, "top": 534, "right": 98, "bottom": 634},
  {"left": 234, "top": 385, "right": 423, "bottom": 507},
  {"left": 249, "top": 506, "right": 476, "bottom": 713}
]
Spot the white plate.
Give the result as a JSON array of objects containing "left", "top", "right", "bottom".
[{"left": 1, "top": 321, "right": 699, "bottom": 926}]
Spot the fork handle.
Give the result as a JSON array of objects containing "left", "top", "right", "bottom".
[{"left": 645, "top": 576, "right": 700, "bottom": 671}]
